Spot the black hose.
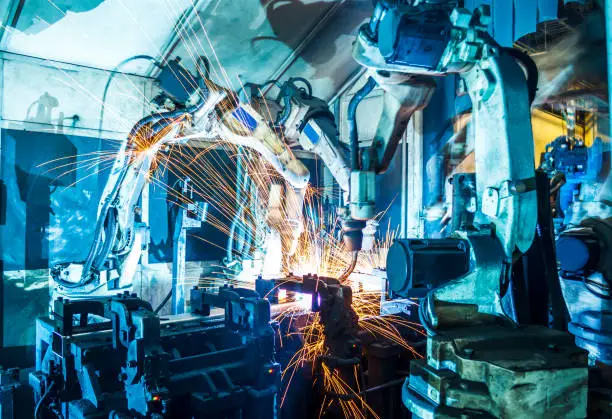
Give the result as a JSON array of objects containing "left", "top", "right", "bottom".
[
  {"left": 502, "top": 47, "right": 539, "bottom": 105},
  {"left": 358, "top": 377, "right": 406, "bottom": 396},
  {"left": 287, "top": 77, "right": 313, "bottom": 98},
  {"left": 128, "top": 108, "right": 183, "bottom": 140},
  {"left": 276, "top": 77, "right": 314, "bottom": 127},
  {"left": 348, "top": 77, "right": 377, "bottom": 171}
]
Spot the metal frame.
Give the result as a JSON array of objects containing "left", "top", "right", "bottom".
[{"left": 403, "top": 111, "right": 424, "bottom": 239}]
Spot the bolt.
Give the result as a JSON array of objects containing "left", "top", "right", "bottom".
[{"left": 462, "top": 348, "right": 474, "bottom": 358}]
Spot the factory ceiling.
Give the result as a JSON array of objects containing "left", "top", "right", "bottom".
[
  {"left": 0, "top": 0, "right": 590, "bottom": 103},
  {"left": 0, "top": 0, "right": 373, "bottom": 101}
]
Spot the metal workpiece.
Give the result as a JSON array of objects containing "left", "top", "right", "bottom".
[
  {"left": 190, "top": 285, "right": 273, "bottom": 337},
  {"left": 30, "top": 289, "right": 280, "bottom": 418},
  {"left": 403, "top": 326, "right": 588, "bottom": 418},
  {"left": 256, "top": 274, "right": 359, "bottom": 359}
]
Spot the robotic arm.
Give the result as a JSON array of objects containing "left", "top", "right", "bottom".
[
  {"left": 51, "top": 92, "right": 227, "bottom": 299},
  {"left": 354, "top": 2, "right": 538, "bottom": 328},
  {"left": 270, "top": 77, "right": 351, "bottom": 194},
  {"left": 52, "top": 74, "right": 340, "bottom": 298}
]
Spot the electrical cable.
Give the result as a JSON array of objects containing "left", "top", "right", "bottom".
[
  {"left": 98, "top": 55, "right": 162, "bottom": 135},
  {"left": 92, "top": 207, "right": 118, "bottom": 270},
  {"left": 287, "top": 76, "right": 313, "bottom": 98},
  {"left": 34, "top": 382, "right": 55, "bottom": 419},
  {"left": 260, "top": 79, "right": 282, "bottom": 90},
  {"left": 226, "top": 150, "right": 246, "bottom": 263},
  {"left": 276, "top": 91, "right": 293, "bottom": 126}
]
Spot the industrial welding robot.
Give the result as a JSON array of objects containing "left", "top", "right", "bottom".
[
  {"left": 33, "top": 41, "right": 374, "bottom": 418},
  {"left": 350, "top": 1, "right": 590, "bottom": 417},
  {"left": 29, "top": 0, "right": 609, "bottom": 417}
]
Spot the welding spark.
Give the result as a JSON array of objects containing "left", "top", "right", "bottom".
[{"left": 35, "top": 7, "right": 423, "bottom": 418}]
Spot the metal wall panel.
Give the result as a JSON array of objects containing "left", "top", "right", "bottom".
[
  {"left": 0, "top": 52, "right": 154, "bottom": 134},
  {"left": 514, "top": 0, "right": 539, "bottom": 42},
  {"left": 492, "top": 0, "right": 515, "bottom": 46},
  {"left": 538, "top": 0, "right": 559, "bottom": 21},
  {"left": 466, "top": 0, "right": 559, "bottom": 46}
]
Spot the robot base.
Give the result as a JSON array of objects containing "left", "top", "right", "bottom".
[{"left": 403, "top": 325, "right": 588, "bottom": 418}]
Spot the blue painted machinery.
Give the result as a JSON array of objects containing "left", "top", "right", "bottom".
[
  {"left": 540, "top": 135, "right": 606, "bottom": 227},
  {"left": 29, "top": 287, "right": 280, "bottom": 418}
]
